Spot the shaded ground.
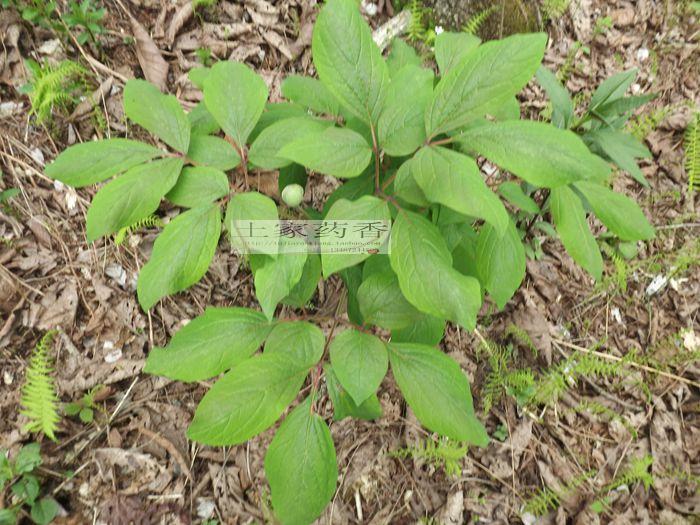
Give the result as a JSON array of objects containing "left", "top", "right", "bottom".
[{"left": 0, "top": 0, "right": 698, "bottom": 523}]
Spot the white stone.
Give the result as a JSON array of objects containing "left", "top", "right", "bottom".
[
  {"left": 362, "top": 1, "right": 378, "bottom": 16},
  {"left": 645, "top": 274, "right": 667, "bottom": 296}
]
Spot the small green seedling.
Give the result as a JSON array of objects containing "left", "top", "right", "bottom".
[
  {"left": 2, "top": 0, "right": 57, "bottom": 29},
  {"left": 63, "top": 0, "right": 106, "bottom": 46},
  {"left": 0, "top": 444, "right": 59, "bottom": 525},
  {"left": 45, "top": 0, "right": 655, "bottom": 522},
  {"left": 0, "top": 171, "right": 19, "bottom": 208},
  {"left": 64, "top": 386, "right": 102, "bottom": 424}
]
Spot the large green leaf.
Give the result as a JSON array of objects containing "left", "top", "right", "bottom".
[
  {"left": 574, "top": 181, "right": 655, "bottom": 241},
  {"left": 498, "top": 182, "right": 540, "bottom": 214},
  {"left": 391, "top": 315, "right": 445, "bottom": 345},
  {"left": 456, "top": 121, "right": 611, "bottom": 187},
  {"left": 321, "top": 196, "right": 390, "bottom": 277},
  {"left": 390, "top": 211, "right": 481, "bottom": 331},
  {"left": 387, "top": 342, "right": 488, "bottom": 445},
  {"left": 386, "top": 38, "right": 422, "bottom": 77},
  {"left": 144, "top": 307, "right": 271, "bottom": 381},
  {"left": 186, "top": 135, "right": 240, "bottom": 171},
  {"left": 589, "top": 69, "right": 637, "bottom": 112},
  {"left": 339, "top": 265, "right": 364, "bottom": 325},
  {"left": 357, "top": 271, "right": 423, "bottom": 329},
  {"left": 249, "top": 117, "right": 332, "bottom": 169},
  {"left": 549, "top": 185, "right": 603, "bottom": 280},
  {"left": 225, "top": 191, "right": 279, "bottom": 254},
  {"left": 325, "top": 364, "right": 382, "bottom": 421},
  {"left": 282, "top": 254, "right": 321, "bottom": 308},
  {"left": 264, "top": 321, "right": 325, "bottom": 369},
  {"left": 188, "top": 102, "right": 220, "bottom": 136},
  {"left": 281, "top": 75, "right": 340, "bottom": 116},
  {"left": 596, "top": 94, "right": 654, "bottom": 120},
  {"left": 584, "top": 128, "right": 651, "bottom": 187},
  {"left": 187, "top": 353, "right": 308, "bottom": 445},
  {"left": 123, "top": 79, "right": 190, "bottom": 153},
  {"left": 426, "top": 33, "right": 546, "bottom": 137},
  {"left": 137, "top": 204, "right": 222, "bottom": 310},
  {"left": 434, "top": 31, "right": 480, "bottom": 76},
  {"left": 254, "top": 240, "right": 308, "bottom": 320},
  {"left": 378, "top": 65, "right": 433, "bottom": 156},
  {"left": 535, "top": 65, "right": 574, "bottom": 129},
  {"left": 361, "top": 254, "right": 392, "bottom": 279},
  {"left": 312, "top": 0, "right": 389, "bottom": 125},
  {"left": 393, "top": 158, "right": 429, "bottom": 206},
  {"left": 251, "top": 103, "right": 309, "bottom": 143},
  {"left": 412, "top": 147, "right": 508, "bottom": 235},
  {"left": 203, "top": 61, "right": 268, "bottom": 147},
  {"left": 475, "top": 219, "right": 525, "bottom": 310},
  {"left": 323, "top": 172, "right": 375, "bottom": 214},
  {"left": 279, "top": 127, "right": 372, "bottom": 179},
  {"left": 86, "top": 158, "right": 183, "bottom": 241},
  {"left": 166, "top": 166, "right": 229, "bottom": 208},
  {"left": 329, "top": 329, "right": 388, "bottom": 405},
  {"left": 265, "top": 398, "right": 337, "bottom": 525},
  {"left": 188, "top": 66, "right": 210, "bottom": 88},
  {"left": 45, "top": 139, "right": 164, "bottom": 188}
]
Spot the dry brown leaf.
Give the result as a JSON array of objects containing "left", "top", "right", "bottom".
[
  {"left": 650, "top": 401, "right": 700, "bottom": 515},
  {"left": 435, "top": 491, "right": 464, "bottom": 525},
  {"left": 57, "top": 358, "right": 144, "bottom": 394},
  {"left": 94, "top": 448, "right": 172, "bottom": 495},
  {"left": 245, "top": 0, "right": 279, "bottom": 26},
  {"left": 165, "top": 2, "right": 193, "bottom": 47},
  {"left": 0, "top": 15, "right": 25, "bottom": 87},
  {"left": 31, "top": 281, "right": 78, "bottom": 330},
  {"left": 263, "top": 30, "right": 293, "bottom": 61},
  {"left": 287, "top": 4, "right": 314, "bottom": 60},
  {"left": 130, "top": 17, "right": 168, "bottom": 90},
  {"left": 69, "top": 76, "right": 113, "bottom": 121}
]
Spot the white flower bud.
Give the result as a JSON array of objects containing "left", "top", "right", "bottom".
[{"left": 281, "top": 184, "right": 304, "bottom": 207}]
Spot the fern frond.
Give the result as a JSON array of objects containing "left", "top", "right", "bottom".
[
  {"left": 481, "top": 342, "right": 510, "bottom": 413},
  {"left": 574, "top": 399, "right": 638, "bottom": 437},
  {"left": 462, "top": 6, "right": 497, "bottom": 34},
  {"left": 481, "top": 341, "right": 534, "bottom": 413},
  {"left": 542, "top": 0, "right": 570, "bottom": 22},
  {"left": 407, "top": 0, "right": 427, "bottom": 41},
  {"left": 530, "top": 351, "right": 623, "bottom": 406},
  {"left": 523, "top": 486, "right": 560, "bottom": 516},
  {"left": 505, "top": 323, "right": 538, "bottom": 356},
  {"left": 390, "top": 437, "right": 468, "bottom": 477},
  {"left": 627, "top": 104, "right": 673, "bottom": 140},
  {"left": 524, "top": 470, "right": 594, "bottom": 517},
  {"left": 608, "top": 455, "right": 654, "bottom": 491},
  {"left": 600, "top": 243, "right": 628, "bottom": 292},
  {"left": 557, "top": 42, "right": 583, "bottom": 83},
  {"left": 25, "top": 59, "right": 87, "bottom": 124},
  {"left": 686, "top": 112, "right": 699, "bottom": 192},
  {"left": 114, "top": 214, "right": 164, "bottom": 245},
  {"left": 20, "top": 331, "right": 61, "bottom": 441}
]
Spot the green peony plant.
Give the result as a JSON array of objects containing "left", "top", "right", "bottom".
[{"left": 44, "top": 0, "right": 654, "bottom": 522}]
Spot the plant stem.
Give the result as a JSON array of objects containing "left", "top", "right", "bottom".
[
  {"left": 370, "top": 123, "right": 381, "bottom": 193},
  {"left": 309, "top": 291, "right": 346, "bottom": 412},
  {"left": 227, "top": 138, "right": 249, "bottom": 189},
  {"left": 428, "top": 136, "right": 455, "bottom": 147},
  {"left": 380, "top": 170, "right": 397, "bottom": 193}
]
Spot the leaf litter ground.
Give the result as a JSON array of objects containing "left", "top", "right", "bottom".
[{"left": 0, "top": 0, "right": 698, "bottom": 523}]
